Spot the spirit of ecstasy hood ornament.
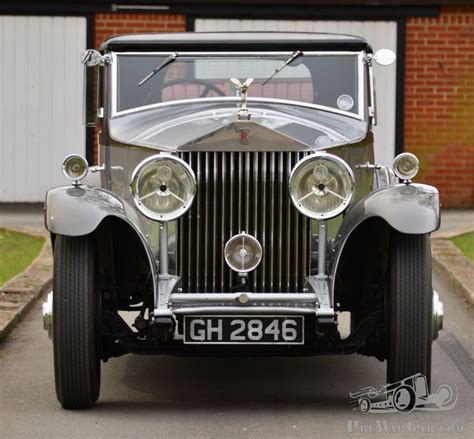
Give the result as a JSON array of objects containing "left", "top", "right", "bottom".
[{"left": 231, "top": 77, "right": 254, "bottom": 120}]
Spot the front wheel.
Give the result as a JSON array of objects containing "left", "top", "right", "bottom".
[
  {"left": 387, "top": 232, "right": 433, "bottom": 389},
  {"left": 53, "top": 235, "right": 101, "bottom": 409}
]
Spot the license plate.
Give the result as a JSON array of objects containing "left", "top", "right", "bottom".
[{"left": 183, "top": 315, "right": 304, "bottom": 345}]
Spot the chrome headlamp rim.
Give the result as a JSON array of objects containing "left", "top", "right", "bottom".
[
  {"left": 289, "top": 152, "right": 355, "bottom": 220},
  {"left": 130, "top": 154, "right": 196, "bottom": 222},
  {"left": 393, "top": 152, "right": 419, "bottom": 180},
  {"left": 224, "top": 232, "right": 263, "bottom": 274},
  {"left": 62, "top": 154, "right": 89, "bottom": 182}
]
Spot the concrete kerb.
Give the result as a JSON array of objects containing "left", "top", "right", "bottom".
[
  {"left": 432, "top": 226, "right": 474, "bottom": 306},
  {"left": 0, "top": 227, "right": 53, "bottom": 342}
]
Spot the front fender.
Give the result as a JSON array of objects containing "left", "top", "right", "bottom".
[
  {"left": 329, "top": 183, "right": 439, "bottom": 300},
  {"left": 340, "top": 183, "right": 440, "bottom": 238},
  {"left": 45, "top": 185, "right": 128, "bottom": 236},
  {"left": 45, "top": 185, "right": 158, "bottom": 296}
]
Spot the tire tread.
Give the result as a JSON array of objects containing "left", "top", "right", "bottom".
[
  {"left": 53, "top": 235, "right": 100, "bottom": 409},
  {"left": 388, "top": 232, "right": 432, "bottom": 387}
]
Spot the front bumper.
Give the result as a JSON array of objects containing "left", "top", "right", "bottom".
[
  {"left": 42, "top": 290, "right": 445, "bottom": 342},
  {"left": 169, "top": 292, "right": 318, "bottom": 315}
]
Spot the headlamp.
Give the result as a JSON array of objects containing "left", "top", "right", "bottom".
[
  {"left": 131, "top": 154, "right": 196, "bottom": 222},
  {"left": 225, "top": 232, "right": 262, "bottom": 273},
  {"left": 289, "top": 153, "right": 355, "bottom": 220},
  {"left": 62, "top": 154, "right": 89, "bottom": 183},
  {"left": 393, "top": 153, "right": 419, "bottom": 181}
]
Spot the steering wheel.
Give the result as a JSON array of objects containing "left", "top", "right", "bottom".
[{"left": 144, "top": 78, "right": 226, "bottom": 105}]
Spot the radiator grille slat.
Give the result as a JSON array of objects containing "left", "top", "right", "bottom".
[{"left": 178, "top": 151, "right": 310, "bottom": 293}]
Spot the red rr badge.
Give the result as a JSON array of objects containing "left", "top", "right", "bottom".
[{"left": 239, "top": 128, "right": 249, "bottom": 145}]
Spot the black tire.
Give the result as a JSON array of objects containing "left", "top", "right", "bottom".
[
  {"left": 387, "top": 232, "right": 432, "bottom": 389},
  {"left": 53, "top": 235, "right": 101, "bottom": 409}
]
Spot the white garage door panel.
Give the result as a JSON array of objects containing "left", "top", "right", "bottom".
[
  {"left": 195, "top": 19, "right": 397, "bottom": 166},
  {"left": 0, "top": 16, "right": 86, "bottom": 202}
]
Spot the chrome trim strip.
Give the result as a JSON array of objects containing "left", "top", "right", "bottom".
[
  {"left": 204, "top": 151, "right": 209, "bottom": 292},
  {"left": 278, "top": 152, "right": 283, "bottom": 292},
  {"left": 221, "top": 152, "right": 226, "bottom": 291},
  {"left": 245, "top": 151, "right": 250, "bottom": 232},
  {"left": 212, "top": 152, "right": 218, "bottom": 292},
  {"left": 238, "top": 152, "right": 243, "bottom": 232},
  {"left": 117, "top": 51, "right": 363, "bottom": 56},
  {"left": 253, "top": 152, "right": 259, "bottom": 291},
  {"left": 196, "top": 153, "right": 201, "bottom": 291},
  {"left": 113, "top": 97, "right": 364, "bottom": 120},
  {"left": 368, "top": 60, "right": 376, "bottom": 125},
  {"left": 171, "top": 292, "right": 317, "bottom": 302},
  {"left": 358, "top": 52, "right": 365, "bottom": 120},
  {"left": 187, "top": 152, "right": 193, "bottom": 291},
  {"left": 229, "top": 152, "right": 235, "bottom": 282},
  {"left": 269, "top": 151, "right": 275, "bottom": 292},
  {"left": 286, "top": 153, "right": 292, "bottom": 292},
  {"left": 294, "top": 152, "right": 301, "bottom": 289},
  {"left": 173, "top": 306, "right": 315, "bottom": 315},
  {"left": 262, "top": 152, "right": 267, "bottom": 288}
]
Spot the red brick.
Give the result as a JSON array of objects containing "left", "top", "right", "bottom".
[{"left": 405, "top": 6, "right": 474, "bottom": 207}]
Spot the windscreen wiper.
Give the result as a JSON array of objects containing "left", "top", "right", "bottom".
[
  {"left": 138, "top": 52, "right": 179, "bottom": 87},
  {"left": 262, "top": 50, "right": 303, "bottom": 86}
]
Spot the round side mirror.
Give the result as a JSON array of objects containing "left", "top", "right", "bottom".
[{"left": 374, "top": 49, "right": 396, "bottom": 66}]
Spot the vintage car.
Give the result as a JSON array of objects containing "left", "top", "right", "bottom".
[{"left": 42, "top": 32, "right": 444, "bottom": 409}]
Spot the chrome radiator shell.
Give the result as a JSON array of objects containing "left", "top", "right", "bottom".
[{"left": 177, "top": 151, "right": 311, "bottom": 293}]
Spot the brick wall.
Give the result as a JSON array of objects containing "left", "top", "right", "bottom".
[
  {"left": 405, "top": 7, "right": 474, "bottom": 208},
  {"left": 95, "top": 13, "right": 186, "bottom": 48}
]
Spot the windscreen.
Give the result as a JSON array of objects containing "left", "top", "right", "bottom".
[{"left": 115, "top": 53, "right": 361, "bottom": 116}]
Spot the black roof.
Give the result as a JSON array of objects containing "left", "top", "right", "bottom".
[{"left": 101, "top": 32, "right": 369, "bottom": 52}]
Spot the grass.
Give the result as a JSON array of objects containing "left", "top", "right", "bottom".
[
  {"left": 0, "top": 229, "right": 45, "bottom": 288},
  {"left": 451, "top": 232, "right": 474, "bottom": 260}
]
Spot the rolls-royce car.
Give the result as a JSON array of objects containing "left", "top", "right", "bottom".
[{"left": 42, "top": 32, "right": 443, "bottom": 409}]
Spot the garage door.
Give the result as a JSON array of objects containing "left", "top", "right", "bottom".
[
  {"left": 0, "top": 16, "right": 86, "bottom": 202},
  {"left": 195, "top": 19, "right": 397, "bottom": 167}
]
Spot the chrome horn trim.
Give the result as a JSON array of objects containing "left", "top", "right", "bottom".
[
  {"left": 432, "top": 290, "right": 444, "bottom": 340},
  {"left": 42, "top": 291, "right": 53, "bottom": 341}
]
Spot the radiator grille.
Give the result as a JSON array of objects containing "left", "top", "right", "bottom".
[{"left": 177, "top": 151, "right": 311, "bottom": 293}]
